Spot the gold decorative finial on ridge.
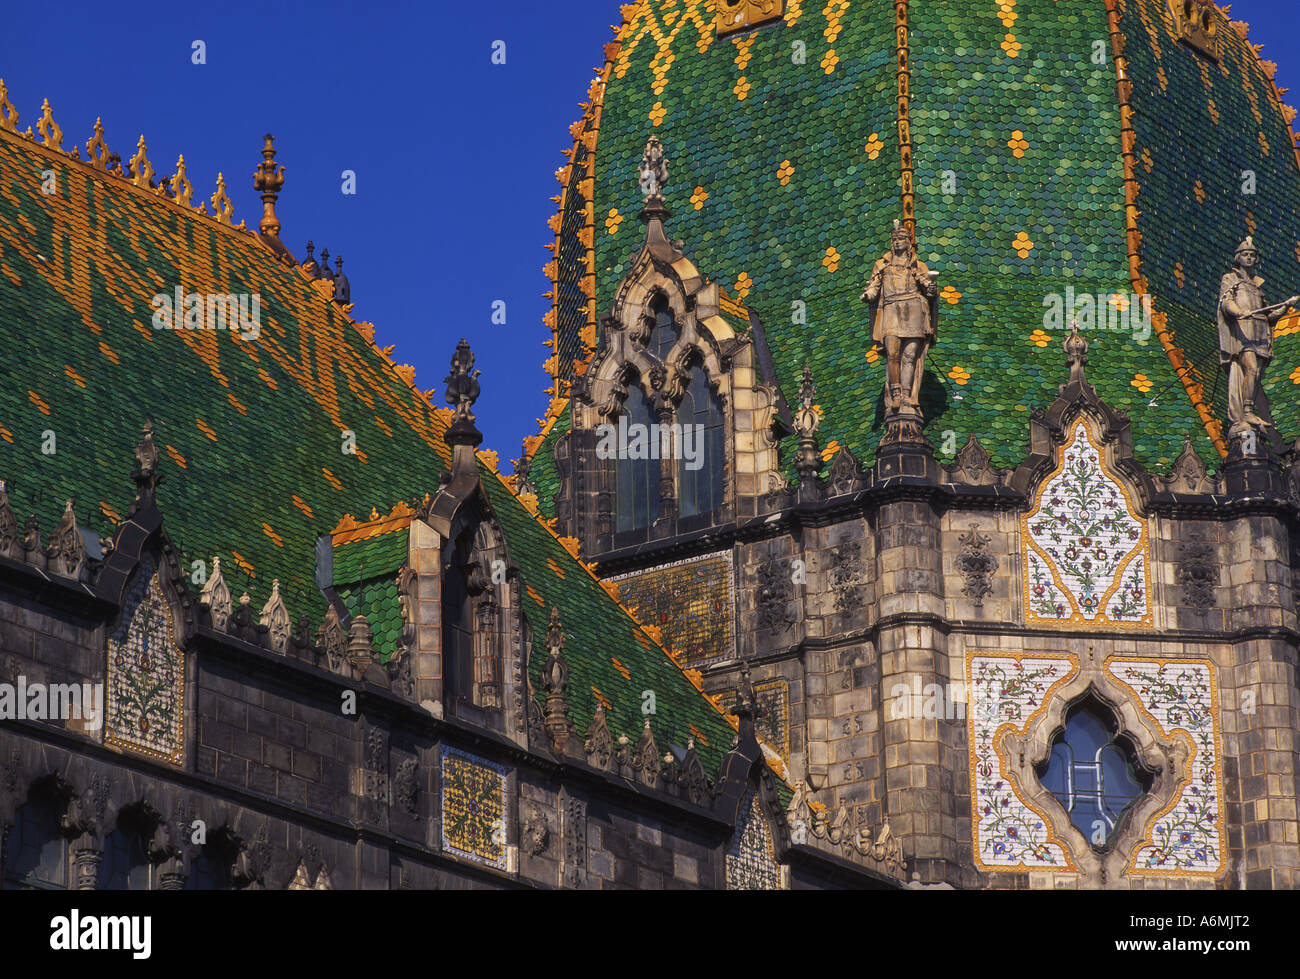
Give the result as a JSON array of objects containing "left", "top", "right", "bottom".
[
  {"left": 128, "top": 135, "right": 155, "bottom": 189},
  {"left": 171, "top": 155, "right": 193, "bottom": 207},
  {"left": 253, "top": 133, "right": 286, "bottom": 237},
  {"left": 85, "top": 118, "right": 111, "bottom": 170},
  {"left": 0, "top": 80, "right": 18, "bottom": 133},
  {"left": 35, "top": 98, "right": 63, "bottom": 150},
  {"left": 210, "top": 172, "right": 234, "bottom": 224}
]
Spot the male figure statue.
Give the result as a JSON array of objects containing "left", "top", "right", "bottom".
[
  {"left": 862, "top": 221, "right": 939, "bottom": 416},
  {"left": 1218, "top": 235, "right": 1298, "bottom": 433}
]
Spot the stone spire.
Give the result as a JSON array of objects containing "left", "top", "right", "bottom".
[
  {"left": 1064, "top": 321, "right": 1089, "bottom": 387},
  {"left": 129, "top": 420, "right": 162, "bottom": 516},
  {"left": 793, "top": 364, "right": 822, "bottom": 487},
  {"left": 540, "top": 606, "right": 577, "bottom": 755},
  {"left": 636, "top": 135, "right": 681, "bottom": 259},
  {"left": 444, "top": 339, "right": 483, "bottom": 477},
  {"left": 253, "top": 134, "right": 286, "bottom": 237}
]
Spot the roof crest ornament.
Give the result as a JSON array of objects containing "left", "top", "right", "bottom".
[
  {"left": 0, "top": 79, "right": 18, "bottom": 132},
  {"left": 170, "top": 156, "right": 193, "bottom": 207},
  {"left": 253, "top": 133, "right": 286, "bottom": 237},
  {"left": 129, "top": 135, "right": 155, "bottom": 190},
  {"left": 85, "top": 118, "right": 112, "bottom": 171},
  {"left": 35, "top": 98, "right": 63, "bottom": 151}
]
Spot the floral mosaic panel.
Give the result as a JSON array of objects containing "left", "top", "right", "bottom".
[
  {"left": 105, "top": 558, "right": 185, "bottom": 765},
  {"left": 1023, "top": 420, "right": 1152, "bottom": 628},
  {"left": 723, "top": 678, "right": 790, "bottom": 758},
  {"left": 1107, "top": 659, "right": 1225, "bottom": 877},
  {"left": 725, "top": 790, "right": 784, "bottom": 890},
  {"left": 967, "top": 653, "right": 1077, "bottom": 872},
  {"left": 609, "top": 551, "right": 735, "bottom": 667},
  {"left": 440, "top": 748, "right": 508, "bottom": 869}
]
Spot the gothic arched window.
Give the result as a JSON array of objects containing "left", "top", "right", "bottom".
[
  {"left": 1038, "top": 699, "right": 1152, "bottom": 849},
  {"left": 615, "top": 380, "right": 661, "bottom": 533},
  {"left": 3, "top": 798, "right": 66, "bottom": 889},
  {"left": 677, "top": 363, "right": 725, "bottom": 519}
]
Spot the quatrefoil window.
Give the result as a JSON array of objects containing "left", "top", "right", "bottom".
[{"left": 1037, "top": 699, "right": 1154, "bottom": 850}]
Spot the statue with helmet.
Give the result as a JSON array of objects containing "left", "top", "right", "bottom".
[
  {"left": 862, "top": 220, "right": 940, "bottom": 419},
  {"left": 1218, "top": 235, "right": 1298, "bottom": 435}
]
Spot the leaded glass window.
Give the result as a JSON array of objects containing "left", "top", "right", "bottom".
[
  {"left": 615, "top": 381, "right": 661, "bottom": 533},
  {"left": 677, "top": 365, "right": 725, "bottom": 519},
  {"left": 1039, "top": 701, "right": 1151, "bottom": 849}
]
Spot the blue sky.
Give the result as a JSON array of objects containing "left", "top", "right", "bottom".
[{"left": 2, "top": 0, "right": 1297, "bottom": 466}]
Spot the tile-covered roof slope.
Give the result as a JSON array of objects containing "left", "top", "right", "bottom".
[
  {"left": 532, "top": 0, "right": 1300, "bottom": 501},
  {"left": 0, "top": 124, "right": 453, "bottom": 620},
  {"left": 1118, "top": 0, "right": 1300, "bottom": 446},
  {"left": 0, "top": 107, "right": 746, "bottom": 778}
]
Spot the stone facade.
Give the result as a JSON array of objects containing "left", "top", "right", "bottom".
[
  {"left": 0, "top": 435, "right": 894, "bottom": 892},
  {"left": 557, "top": 294, "right": 1300, "bottom": 889}
]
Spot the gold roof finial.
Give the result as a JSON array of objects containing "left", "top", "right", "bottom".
[
  {"left": 253, "top": 133, "right": 286, "bottom": 237},
  {"left": 0, "top": 80, "right": 19, "bottom": 133}
]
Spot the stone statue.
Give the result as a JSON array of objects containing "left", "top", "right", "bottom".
[
  {"left": 1218, "top": 236, "right": 1298, "bottom": 434},
  {"left": 862, "top": 221, "right": 939, "bottom": 417}
]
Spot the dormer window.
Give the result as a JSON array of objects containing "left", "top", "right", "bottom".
[
  {"left": 1169, "top": 0, "right": 1221, "bottom": 61},
  {"left": 715, "top": 0, "right": 785, "bottom": 38}
]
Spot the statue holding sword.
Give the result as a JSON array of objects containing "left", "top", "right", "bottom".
[{"left": 1218, "top": 235, "right": 1299, "bottom": 434}]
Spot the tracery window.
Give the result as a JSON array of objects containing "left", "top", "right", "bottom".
[
  {"left": 1038, "top": 700, "right": 1152, "bottom": 850},
  {"left": 677, "top": 362, "right": 725, "bottom": 519}
]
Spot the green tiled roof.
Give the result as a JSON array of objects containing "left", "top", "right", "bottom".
[
  {"left": 1119, "top": 0, "right": 1300, "bottom": 443},
  {"left": 537, "top": 0, "right": 1300, "bottom": 493},
  {"left": 337, "top": 574, "right": 404, "bottom": 661},
  {"left": 333, "top": 529, "right": 409, "bottom": 586},
  {"left": 0, "top": 127, "right": 453, "bottom": 620},
  {"left": 0, "top": 119, "right": 744, "bottom": 778}
]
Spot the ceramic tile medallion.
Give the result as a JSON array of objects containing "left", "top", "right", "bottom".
[
  {"left": 1107, "top": 658, "right": 1225, "bottom": 877},
  {"left": 725, "top": 789, "right": 786, "bottom": 890},
  {"left": 440, "top": 747, "right": 509, "bottom": 869},
  {"left": 104, "top": 557, "right": 185, "bottom": 765},
  {"left": 967, "top": 652, "right": 1079, "bottom": 872},
  {"left": 608, "top": 551, "right": 736, "bottom": 667},
  {"left": 1023, "top": 420, "right": 1152, "bottom": 629}
]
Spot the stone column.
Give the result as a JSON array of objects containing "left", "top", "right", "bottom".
[
  {"left": 70, "top": 842, "right": 103, "bottom": 889},
  {"left": 872, "top": 439, "right": 960, "bottom": 884}
]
